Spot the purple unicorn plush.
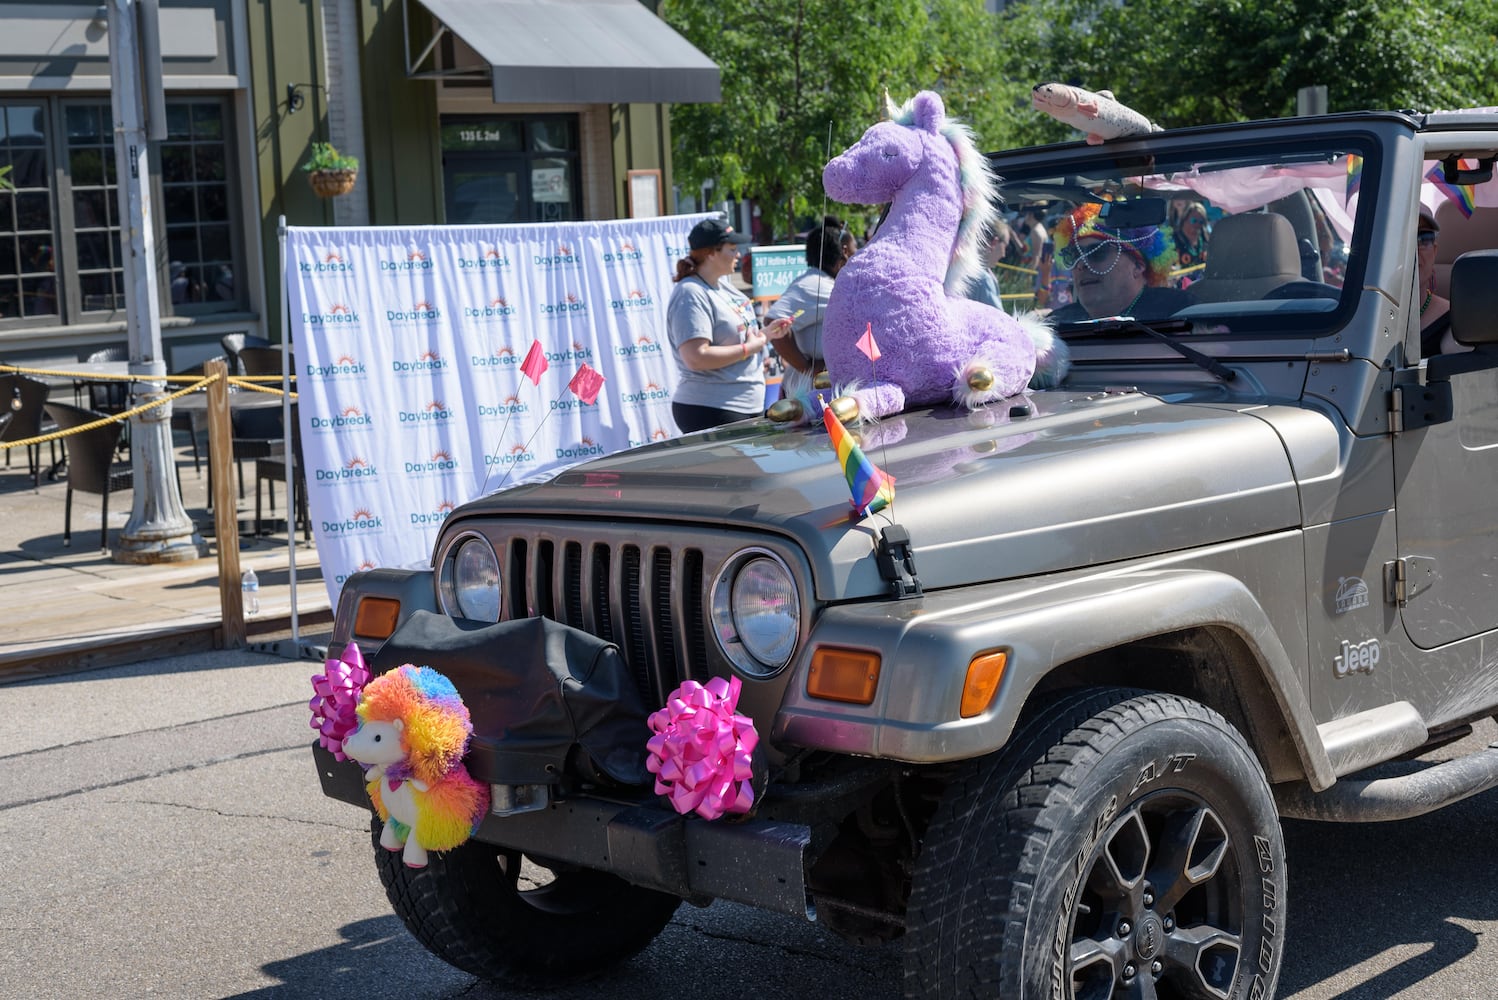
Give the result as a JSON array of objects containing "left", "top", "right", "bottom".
[{"left": 795, "top": 91, "right": 1067, "bottom": 423}]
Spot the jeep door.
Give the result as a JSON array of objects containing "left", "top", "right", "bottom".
[{"left": 1393, "top": 146, "right": 1498, "bottom": 651}]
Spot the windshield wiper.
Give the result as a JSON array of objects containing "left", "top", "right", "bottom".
[{"left": 1063, "top": 316, "right": 1237, "bottom": 382}]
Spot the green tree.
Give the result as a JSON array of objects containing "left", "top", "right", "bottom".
[
  {"left": 660, "top": 0, "right": 1009, "bottom": 239},
  {"left": 997, "top": 0, "right": 1498, "bottom": 139}
]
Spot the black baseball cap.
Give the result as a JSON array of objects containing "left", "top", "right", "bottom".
[{"left": 688, "top": 216, "right": 753, "bottom": 250}]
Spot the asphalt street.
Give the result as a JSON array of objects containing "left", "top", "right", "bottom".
[{"left": 3, "top": 646, "right": 1497, "bottom": 999}]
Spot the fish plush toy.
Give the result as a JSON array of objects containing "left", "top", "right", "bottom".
[{"left": 1031, "top": 83, "right": 1160, "bottom": 145}]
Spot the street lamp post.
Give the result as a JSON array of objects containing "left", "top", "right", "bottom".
[{"left": 108, "top": 0, "right": 204, "bottom": 564}]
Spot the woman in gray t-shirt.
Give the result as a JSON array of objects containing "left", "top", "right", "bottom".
[{"left": 665, "top": 217, "right": 769, "bottom": 433}]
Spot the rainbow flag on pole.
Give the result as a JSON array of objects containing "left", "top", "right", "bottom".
[
  {"left": 1426, "top": 161, "right": 1476, "bottom": 219},
  {"left": 1345, "top": 154, "right": 1362, "bottom": 201},
  {"left": 822, "top": 405, "right": 895, "bottom": 516}
]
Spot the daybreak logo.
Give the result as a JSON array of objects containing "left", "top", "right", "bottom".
[
  {"left": 303, "top": 303, "right": 360, "bottom": 325},
  {"left": 610, "top": 289, "right": 656, "bottom": 312},
  {"left": 392, "top": 350, "right": 449, "bottom": 376},
  {"left": 620, "top": 381, "right": 670, "bottom": 407},
  {"left": 662, "top": 242, "right": 690, "bottom": 260},
  {"left": 309, "top": 405, "right": 374, "bottom": 433},
  {"left": 556, "top": 437, "right": 606, "bottom": 460},
  {"left": 477, "top": 396, "right": 529, "bottom": 418},
  {"left": 409, "top": 500, "right": 458, "bottom": 526},
  {"left": 334, "top": 560, "right": 379, "bottom": 587},
  {"left": 314, "top": 455, "right": 378, "bottom": 484},
  {"left": 397, "top": 400, "right": 456, "bottom": 425},
  {"left": 538, "top": 292, "right": 587, "bottom": 317},
  {"left": 380, "top": 249, "right": 435, "bottom": 272},
  {"left": 628, "top": 427, "right": 674, "bottom": 448},
  {"left": 601, "top": 241, "right": 644, "bottom": 266},
  {"left": 545, "top": 341, "right": 594, "bottom": 363},
  {"left": 463, "top": 296, "right": 518, "bottom": 321},
  {"left": 321, "top": 507, "right": 385, "bottom": 536},
  {"left": 484, "top": 443, "right": 536, "bottom": 467},
  {"left": 533, "top": 244, "right": 581, "bottom": 268},
  {"left": 386, "top": 300, "right": 442, "bottom": 324},
  {"left": 403, "top": 450, "right": 460, "bottom": 477},
  {"left": 471, "top": 346, "right": 522, "bottom": 369},
  {"left": 299, "top": 251, "right": 354, "bottom": 274},
  {"left": 614, "top": 334, "right": 663, "bottom": 359},
  {"left": 304, "top": 354, "right": 367, "bottom": 379},
  {"left": 457, "top": 248, "right": 512, "bottom": 269}
]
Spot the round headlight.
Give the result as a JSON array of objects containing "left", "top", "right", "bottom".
[
  {"left": 710, "top": 550, "right": 800, "bottom": 676},
  {"left": 440, "top": 535, "right": 501, "bottom": 622}
]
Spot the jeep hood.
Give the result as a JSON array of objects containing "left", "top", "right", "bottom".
[{"left": 453, "top": 390, "right": 1310, "bottom": 600}]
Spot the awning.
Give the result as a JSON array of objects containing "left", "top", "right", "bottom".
[{"left": 412, "top": 0, "right": 721, "bottom": 105}]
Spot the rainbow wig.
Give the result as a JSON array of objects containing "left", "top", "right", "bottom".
[{"left": 1054, "top": 203, "right": 1176, "bottom": 288}]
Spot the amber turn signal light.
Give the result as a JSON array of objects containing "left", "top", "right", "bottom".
[
  {"left": 352, "top": 596, "right": 401, "bottom": 639},
  {"left": 961, "top": 651, "right": 1008, "bottom": 718},
  {"left": 807, "top": 647, "right": 881, "bottom": 705}
]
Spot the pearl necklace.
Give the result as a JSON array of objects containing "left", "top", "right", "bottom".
[{"left": 1420, "top": 289, "right": 1433, "bottom": 315}]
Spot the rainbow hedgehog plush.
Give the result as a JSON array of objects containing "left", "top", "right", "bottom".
[{"left": 341, "top": 664, "right": 490, "bottom": 868}]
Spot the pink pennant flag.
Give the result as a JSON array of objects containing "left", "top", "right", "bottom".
[
  {"left": 568, "top": 363, "right": 606, "bottom": 405},
  {"left": 855, "top": 322, "right": 882, "bottom": 362},
  {"left": 519, "top": 340, "right": 548, "bottom": 385}
]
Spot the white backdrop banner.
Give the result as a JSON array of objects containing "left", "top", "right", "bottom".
[{"left": 285, "top": 215, "right": 713, "bottom": 607}]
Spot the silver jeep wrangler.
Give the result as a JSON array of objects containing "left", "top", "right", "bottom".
[{"left": 314, "top": 108, "right": 1498, "bottom": 1000}]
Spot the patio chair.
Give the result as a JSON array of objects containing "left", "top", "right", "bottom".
[
  {"left": 254, "top": 404, "right": 308, "bottom": 541},
  {"left": 83, "top": 345, "right": 132, "bottom": 415},
  {"left": 43, "top": 401, "right": 134, "bottom": 550},
  {"left": 220, "top": 332, "right": 272, "bottom": 376},
  {"left": 168, "top": 356, "right": 225, "bottom": 476},
  {"left": 0, "top": 372, "right": 60, "bottom": 488}
]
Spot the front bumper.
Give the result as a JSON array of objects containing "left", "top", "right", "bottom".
[{"left": 314, "top": 742, "right": 814, "bottom": 918}]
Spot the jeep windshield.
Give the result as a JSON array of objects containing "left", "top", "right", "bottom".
[{"left": 992, "top": 132, "right": 1376, "bottom": 338}]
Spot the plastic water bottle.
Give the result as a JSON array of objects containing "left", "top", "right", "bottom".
[{"left": 241, "top": 568, "right": 260, "bottom": 615}]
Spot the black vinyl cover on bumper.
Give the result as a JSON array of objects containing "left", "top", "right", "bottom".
[{"left": 371, "top": 610, "right": 653, "bottom": 786}]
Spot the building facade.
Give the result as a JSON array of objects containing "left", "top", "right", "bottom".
[{"left": 0, "top": 0, "right": 715, "bottom": 369}]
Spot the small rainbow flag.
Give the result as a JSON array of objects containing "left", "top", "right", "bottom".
[
  {"left": 1345, "top": 154, "right": 1362, "bottom": 201},
  {"left": 1426, "top": 161, "right": 1476, "bottom": 219},
  {"left": 822, "top": 405, "right": 895, "bottom": 516}
]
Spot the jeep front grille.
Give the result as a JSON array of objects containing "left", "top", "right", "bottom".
[{"left": 495, "top": 529, "right": 710, "bottom": 706}]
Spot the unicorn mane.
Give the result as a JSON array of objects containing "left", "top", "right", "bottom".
[
  {"left": 887, "top": 92, "right": 1000, "bottom": 296},
  {"left": 356, "top": 664, "right": 473, "bottom": 785}
]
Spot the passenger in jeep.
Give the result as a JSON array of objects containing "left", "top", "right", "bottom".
[
  {"left": 1417, "top": 207, "right": 1459, "bottom": 356},
  {"left": 1047, "top": 203, "right": 1193, "bottom": 322}
]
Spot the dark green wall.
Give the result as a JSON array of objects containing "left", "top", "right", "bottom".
[
  {"left": 245, "top": 0, "right": 441, "bottom": 341},
  {"left": 357, "top": 0, "right": 443, "bottom": 225}
]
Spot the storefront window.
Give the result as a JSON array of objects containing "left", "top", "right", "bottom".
[
  {"left": 441, "top": 114, "right": 580, "bottom": 224},
  {"left": 66, "top": 104, "right": 124, "bottom": 314},
  {"left": 0, "top": 96, "right": 242, "bottom": 330},
  {"left": 161, "top": 101, "right": 236, "bottom": 307},
  {"left": 0, "top": 103, "right": 57, "bottom": 320}
]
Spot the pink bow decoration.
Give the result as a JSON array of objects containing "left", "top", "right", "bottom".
[
  {"left": 309, "top": 642, "right": 371, "bottom": 761},
  {"left": 645, "top": 676, "right": 759, "bottom": 820}
]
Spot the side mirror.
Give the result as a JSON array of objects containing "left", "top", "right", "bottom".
[
  {"left": 1429, "top": 249, "right": 1498, "bottom": 382},
  {"left": 1448, "top": 250, "right": 1498, "bottom": 347}
]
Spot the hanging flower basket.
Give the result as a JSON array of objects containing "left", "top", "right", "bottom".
[{"left": 308, "top": 168, "right": 358, "bottom": 198}]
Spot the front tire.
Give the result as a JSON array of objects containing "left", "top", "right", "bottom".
[
  {"left": 372, "top": 821, "right": 682, "bottom": 987},
  {"left": 904, "top": 688, "right": 1286, "bottom": 999}
]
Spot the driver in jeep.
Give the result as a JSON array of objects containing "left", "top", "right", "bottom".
[{"left": 1047, "top": 203, "right": 1193, "bottom": 322}]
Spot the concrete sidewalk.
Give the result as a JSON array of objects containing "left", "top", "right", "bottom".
[{"left": 0, "top": 433, "right": 332, "bottom": 680}]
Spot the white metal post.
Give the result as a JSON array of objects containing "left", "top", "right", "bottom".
[{"left": 109, "top": 0, "right": 204, "bottom": 564}]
